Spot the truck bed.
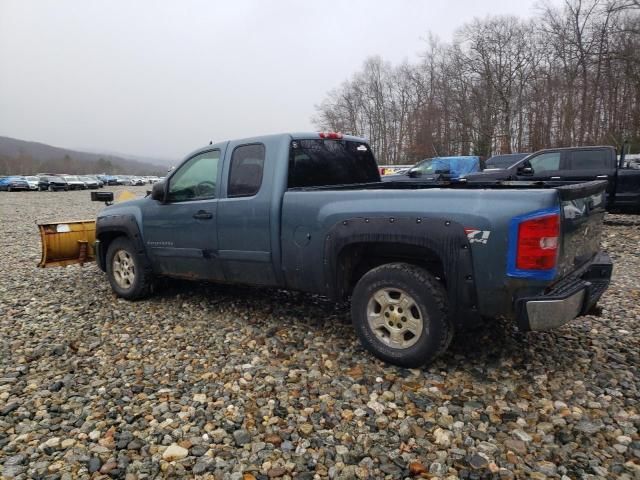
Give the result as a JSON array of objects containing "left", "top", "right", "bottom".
[{"left": 281, "top": 180, "right": 607, "bottom": 321}]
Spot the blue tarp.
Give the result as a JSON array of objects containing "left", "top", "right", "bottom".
[{"left": 424, "top": 156, "right": 480, "bottom": 178}]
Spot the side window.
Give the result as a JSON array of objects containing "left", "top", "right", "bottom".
[
  {"left": 167, "top": 150, "right": 220, "bottom": 202},
  {"left": 529, "top": 152, "right": 561, "bottom": 173},
  {"left": 568, "top": 150, "right": 612, "bottom": 170},
  {"left": 228, "top": 144, "right": 265, "bottom": 197}
]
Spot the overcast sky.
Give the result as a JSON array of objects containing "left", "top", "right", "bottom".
[{"left": 0, "top": 0, "right": 547, "bottom": 161}]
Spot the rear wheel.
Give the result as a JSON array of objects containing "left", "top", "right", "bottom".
[
  {"left": 48, "top": 185, "right": 54, "bottom": 192},
  {"left": 106, "top": 237, "right": 153, "bottom": 300},
  {"left": 7, "top": 186, "right": 11, "bottom": 192},
  {"left": 351, "top": 262, "right": 452, "bottom": 367}
]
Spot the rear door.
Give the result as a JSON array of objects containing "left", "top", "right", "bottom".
[
  {"left": 217, "top": 142, "right": 277, "bottom": 286},
  {"left": 559, "top": 148, "right": 616, "bottom": 200}
]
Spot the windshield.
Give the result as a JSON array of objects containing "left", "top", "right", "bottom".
[
  {"left": 288, "top": 139, "right": 380, "bottom": 188},
  {"left": 26, "top": 176, "right": 38, "bottom": 181},
  {"left": 66, "top": 176, "right": 79, "bottom": 181}
]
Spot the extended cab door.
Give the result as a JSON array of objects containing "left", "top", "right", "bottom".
[
  {"left": 216, "top": 142, "right": 278, "bottom": 286},
  {"left": 142, "top": 148, "right": 225, "bottom": 280}
]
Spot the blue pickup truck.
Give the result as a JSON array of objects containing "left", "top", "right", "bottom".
[{"left": 87, "top": 132, "right": 612, "bottom": 367}]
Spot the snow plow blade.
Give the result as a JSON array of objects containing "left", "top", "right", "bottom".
[{"left": 38, "top": 220, "right": 97, "bottom": 267}]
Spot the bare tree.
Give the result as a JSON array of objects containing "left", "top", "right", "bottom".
[{"left": 314, "top": 2, "right": 640, "bottom": 163}]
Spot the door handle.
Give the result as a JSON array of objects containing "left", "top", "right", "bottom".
[
  {"left": 550, "top": 176, "right": 561, "bottom": 180},
  {"left": 193, "top": 210, "right": 213, "bottom": 220},
  {"left": 596, "top": 175, "right": 608, "bottom": 179}
]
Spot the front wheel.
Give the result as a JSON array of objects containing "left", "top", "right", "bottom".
[
  {"left": 106, "top": 237, "right": 153, "bottom": 300},
  {"left": 351, "top": 263, "right": 453, "bottom": 367}
]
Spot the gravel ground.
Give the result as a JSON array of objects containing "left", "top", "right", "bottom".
[{"left": 0, "top": 188, "right": 638, "bottom": 480}]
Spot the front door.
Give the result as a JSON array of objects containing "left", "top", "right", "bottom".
[
  {"left": 516, "top": 151, "right": 563, "bottom": 181},
  {"left": 143, "top": 149, "right": 224, "bottom": 281}
]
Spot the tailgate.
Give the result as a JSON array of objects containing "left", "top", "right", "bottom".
[{"left": 555, "top": 180, "right": 607, "bottom": 278}]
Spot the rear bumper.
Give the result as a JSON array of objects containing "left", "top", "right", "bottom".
[{"left": 515, "top": 251, "right": 612, "bottom": 331}]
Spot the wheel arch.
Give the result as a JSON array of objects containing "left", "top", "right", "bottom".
[
  {"left": 96, "top": 214, "right": 146, "bottom": 272},
  {"left": 324, "top": 216, "right": 480, "bottom": 328}
]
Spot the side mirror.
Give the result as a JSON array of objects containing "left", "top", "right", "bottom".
[
  {"left": 517, "top": 162, "right": 534, "bottom": 175},
  {"left": 408, "top": 169, "right": 422, "bottom": 178},
  {"left": 151, "top": 181, "right": 166, "bottom": 202}
]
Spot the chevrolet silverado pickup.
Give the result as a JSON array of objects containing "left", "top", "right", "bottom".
[
  {"left": 41, "top": 132, "right": 613, "bottom": 367},
  {"left": 465, "top": 146, "right": 640, "bottom": 211}
]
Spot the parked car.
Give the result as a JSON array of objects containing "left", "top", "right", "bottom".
[
  {"left": 79, "top": 176, "right": 100, "bottom": 189},
  {"left": 0, "top": 176, "right": 30, "bottom": 191},
  {"left": 129, "top": 176, "right": 146, "bottom": 186},
  {"left": 484, "top": 153, "right": 530, "bottom": 170},
  {"left": 98, "top": 174, "right": 119, "bottom": 186},
  {"left": 382, "top": 156, "right": 482, "bottom": 182},
  {"left": 62, "top": 175, "right": 87, "bottom": 190},
  {"left": 466, "top": 146, "right": 640, "bottom": 211},
  {"left": 378, "top": 165, "right": 412, "bottom": 176},
  {"left": 40, "top": 132, "right": 613, "bottom": 367},
  {"left": 24, "top": 176, "right": 40, "bottom": 190},
  {"left": 110, "top": 175, "right": 126, "bottom": 185},
  {"left": 38, "top": 175, "right": 69, "bottom": 191},
  {"left": 92, "top": 176, "right": 105, "bottom": 188}
]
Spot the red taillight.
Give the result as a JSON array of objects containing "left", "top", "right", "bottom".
[
  {"left": 318, "top": 131, "right": 343, "bottom": 139},
  {"left": 516, "top": 214, "right": 560, "bottom": 270}
]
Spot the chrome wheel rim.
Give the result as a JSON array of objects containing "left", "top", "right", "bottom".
[
  {"left": 367, "top": 288, "right": 425, "bottom": 349},
  {"left": 112, "top": 250, "right": 135, "bottom": 289}
]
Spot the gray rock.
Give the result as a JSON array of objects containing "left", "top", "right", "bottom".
[
  {"left": 88, "top": 457, "right": 102, "bottom": 473},
  {"left": 233, "top": 429, "right": 251, "bottom": 446}
]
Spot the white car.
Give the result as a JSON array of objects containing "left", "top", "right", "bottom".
[
  {"left": 24, "top": 176, "right": 40, "bottom": 190},
  {"left": 129, "top": 177, "right": 146, "bottom": 186}
]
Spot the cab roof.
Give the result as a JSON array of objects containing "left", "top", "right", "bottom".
[{"left": 184, "top": 132, "right": 368, "bottom": 160}]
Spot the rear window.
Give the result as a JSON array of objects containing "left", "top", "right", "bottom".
[
  {"left": 288, "top": 139, "right": 380, "bottom": 188},
  {"left": 568, "top": 150, "right": 613, "bottom": 170}
]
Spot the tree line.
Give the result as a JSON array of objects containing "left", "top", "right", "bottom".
[{"left": 314, "top": 0, "right": 640, "bottom": 165}]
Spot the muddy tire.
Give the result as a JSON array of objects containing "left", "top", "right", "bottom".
[
  {"left": 351, "top": 262, "right": 452, "bottom": 367},
  {"left": 106, "top": 237, "right": 153, "bottom": 300}
]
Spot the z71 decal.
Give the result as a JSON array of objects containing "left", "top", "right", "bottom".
[{"left": 464, "top": 228, "right": 491, "bottom": 245}]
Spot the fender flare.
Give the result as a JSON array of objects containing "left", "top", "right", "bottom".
[
  {"left": 323, "top": 216, "right": 479, "bottom": 327},
  {"left": 95, "top": 214, "right": 147, "bottom": 271}
]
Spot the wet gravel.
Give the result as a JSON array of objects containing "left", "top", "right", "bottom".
[{"left": 0, "top": 188, "right": 638, "bottom": 479}]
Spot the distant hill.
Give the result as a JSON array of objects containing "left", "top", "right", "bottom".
[{"left": 0, "top": 136, "right": 170, "bottom": 176}]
